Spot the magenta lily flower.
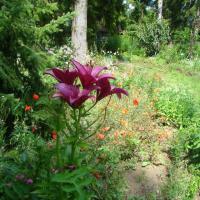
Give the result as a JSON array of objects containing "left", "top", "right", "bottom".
[
  {"left": 53, "top": 83, "right": 94, "bottom": 108},
  {"left": 96, "top": 78, "right": 128, "bottom": 101},
  {"left": 72, "top": 60, "right": 114, "bottom": 88},
  {"left": 45, "top": 68, "right": 78, "bottom": 85},
  {"left": 45, "top": 59, "right": 128, "bottom": 108}
]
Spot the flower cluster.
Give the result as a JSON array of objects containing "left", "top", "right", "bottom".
[
  {"left": 24, "top": 93, "right": 40, "bottom": 112},
  {"left": 45, "top": 60, "right": 128, "bottom": 108},
  {"left": 15, "top": 174, "right": 33, "bottom": 185}
]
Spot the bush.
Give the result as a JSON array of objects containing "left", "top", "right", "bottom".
[
  {"left": 172, "top": 28, "right": 200, "bottom": 59},
  {"left": 103, "top": 34, "right": 145, "bottom": 58},
  {"left": 158, "top": 45, "right": 184, "bottom": 63},
  {"left": 133, "top": 18, "right": 170, "bottom": 56},
  {"left": 154, "top": 87, "right": 196, "bottom": 128},
  {"left": 161, "top": 166, "right": 199, "bottom": 200},
  {"left": 171, "top": 126, "right": 200, "bottom": 170}
]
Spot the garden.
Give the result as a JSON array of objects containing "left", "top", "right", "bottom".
[{"left": 0, "top": 0, "right": 200, "bottom": 199}]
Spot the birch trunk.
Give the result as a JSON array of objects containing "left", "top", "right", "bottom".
[
  {"left": 72, "top": 0, "right": 88, "bottom": 63},
  {"left": 189, "top": 6, "right": 200, "bottom": 58},
  {"left": 158, "top": 0, "right": 163, "bottom": 22}
]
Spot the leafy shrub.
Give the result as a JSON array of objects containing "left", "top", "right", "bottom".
[
  {"left": 133, "top": 18, "right": 170, "bottom": 56},
  {"left": 171, "top": 126, "right": 200, "bottom": 170},
  {"left": 158, "top": 45, "right": 185, "bottom": 63},
  {"left": 186, "top": 130, "right": 200, "bottom": 170},
  {"left": 161, "top": 166, "right": 199, "bottom": 200},
  {"left": 173, "top": 28, "right": 200, "bottom": 59},
  {"left": 103, "top": 34, "right": 145, "bottom": 58},
  {"left": 154, "top": 87, "right": 196, "bottom": 128}
]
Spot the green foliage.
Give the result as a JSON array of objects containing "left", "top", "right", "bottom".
[
  {"left": 36, "top": 167, "right": 93, "bottom": 200},
  {"left": 103, "top": 34, "right": 145, "bottom": 58},
  {"left": 187, "top": 131, "right": 200, "bottom": 169},
  {"left": 171, "top": 126, "right": 200, "bottom": 170},
  {"left": 133, "top": 18, "right": 170, "bottom": 56},
  {"left": 172, "top": 28, "right": 200, "bottom": 59},
  {"left": 0, "top": 0, "right": 73, "bottom": 92},
  {"left": 0, "top": 0, "right": 73, "bottom": 146},
  {"left": 158, "top": 45, "right": 185, "bottom": 63},
  {"left": 163, "top": 0, "right": 199, "bottom": 30},
  {"left": 88, "top": 0, "right": 126, "bottom": 46},
  {"left": 154, "top": 87, "right": 196, "bottom": 128},
  {"left": 161, "top": 166, "right": 199, "bottom": 200}
]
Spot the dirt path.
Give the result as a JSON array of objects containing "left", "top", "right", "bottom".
[{"left": 125, "top": 164, "right": 168, "bottom": 198}]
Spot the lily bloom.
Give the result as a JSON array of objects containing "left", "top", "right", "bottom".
[
  {"left": 33, "top": 93, "right": 39, "bottom": 101},
  {"left": 96, "top": 78, "right": 128, "bottom": 101},
  {"left": 45, "top": 68, "right": 78, "bottom": 85},
  {"left": 53, "top": 83, "right": 94, "bottom": 108},
  {"left": 72, "top": 60, "right": 114, "bottom": 88},
  {"left": 25, "top": 105, "right": 32, "bottom": 112}
]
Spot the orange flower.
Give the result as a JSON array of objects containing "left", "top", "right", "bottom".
[
  {"left": 122, "top": 108, "right": 128, "bottom": 114},
  {"left": 120, "top": 119, "right": 128, "bottom": 127},
  {"left": 25, "top": 105, "right": 32, "bottom": 112},
  {"left": 51, "top": 130, "right": 57, "bottom": 140},
  {"left": 101, "top": 127, "right": 110, "bottom": 132},
  {"left": 133, "top": 99, "right": 139, "bottom": 107},
  {"left": 114, "top": 131, "right": 119, "bottom": 140},
  {"left": 96, "top": 133, "right": 105, "bottom": 140},
  {"left": 33, "top": 93, "right": 39, "bottom": 101}
]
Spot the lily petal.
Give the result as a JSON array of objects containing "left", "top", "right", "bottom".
[
  {"left": 111, "top": 86, "right": 129, "bottom": 99},
  {"left": 91, "top": 66, "right": 107, "bottom": 77},
  {"left": 45, "top": 68, "right": 78, "bottom": 84}
]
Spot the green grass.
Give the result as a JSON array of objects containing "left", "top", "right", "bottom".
[{"left": 130, "top": 56, "right": 200, "bottom": 101}]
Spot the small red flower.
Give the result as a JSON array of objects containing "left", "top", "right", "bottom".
[
  {"left": 96, "top": 133, "right": 105, "bottom": 140},
  {"left": 32, "top": 127, "right": 36, "bottom": 133},
  {"left": 33, "top": 93, "right": 39, "bottom": 101},
  {"left": 92, "top": 172, "right": 101, "bottom": 180},
  {"left": 51, "top": 131, "right": 57, "bottom": 140},
  {"left": 25, "top": 105, "right": 32, "bottom": 112},
  {"left": 133, "top": 99, "right": 139, "bottom": 107}
]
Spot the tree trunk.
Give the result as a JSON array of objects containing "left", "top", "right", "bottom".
[
  {"left": 189, "top": 6, "right": 200, "bottom": 59},
  {"left": 72, "top": 0, "right": 88, "bottom": 64},
  {"left": 158, "top": 0, "right": 163, "bottom": 22}
]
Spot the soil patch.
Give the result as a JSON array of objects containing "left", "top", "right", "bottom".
[{"left": 125, "top": 164, "right": 168, "bottom": 198}]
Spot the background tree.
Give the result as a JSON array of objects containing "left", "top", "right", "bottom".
[
  {"left": 72, "top": 0, "right": 88, "bottom": 63},
  {"left": 158, "top": 0, "right": 163, "bottom": 21}
]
